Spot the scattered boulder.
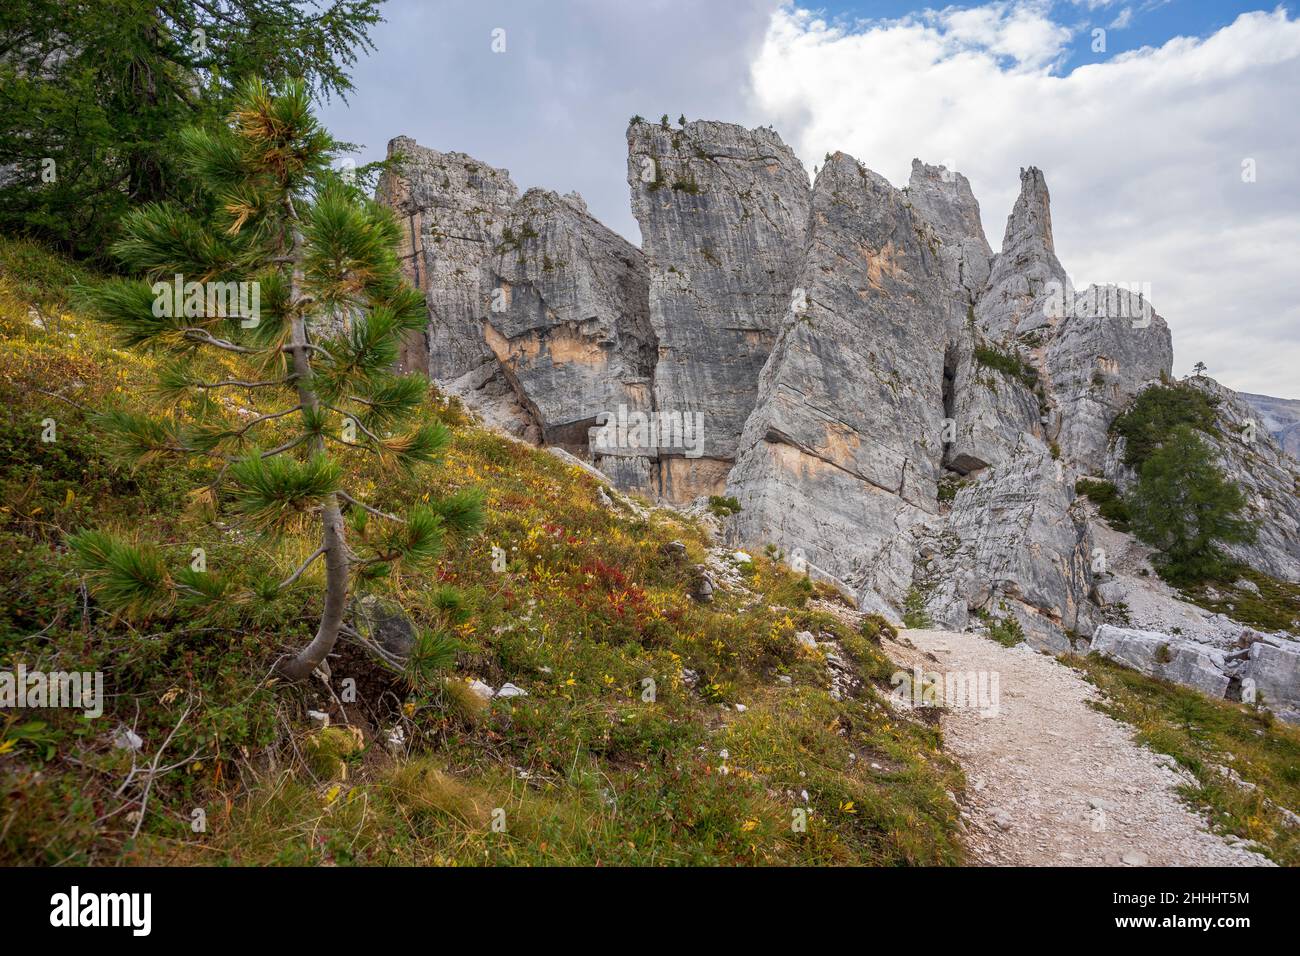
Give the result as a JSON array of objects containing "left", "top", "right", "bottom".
[
  {"left": 1240, "top": 641, "right": 1300, "bottom": 721},
  {"left": 1090, "top": 624, "right": 1230, "bottom": 698},
  {"left": 353, "top": 594, "right": 417, "bottom": 662},
  {"left": 690, "top": 566, "right": 715, "bottom": 603},
  {"left": 112, "top": 727, "right": 143, "bottom": 752},
  {"left": 661, "top": 540, "right": 688, "bottom": 561}
]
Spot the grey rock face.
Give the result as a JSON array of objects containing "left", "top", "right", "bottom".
[
  {"left": 484, "top": 187, "right": 655, "bottom": 452},
  {"left": 924, "top": 438, "right": 1094, "bottom": 650},
  {"left": 725, "top": 155, "right": 1098, "bottom": 642},
  {"left": 378, "top": 119, "right": 1296, "bottom": 669},
  {"left": 1044, "top": 285, "right": 1172, "bottom": 473},
  {"left": 378, "top": 137, "right": 654, "bottom": 457},
  {"left": 975, "top": 167, "right": 1066, "bottom": 342},
  {"left": 1241, "top": 641, "right": 1300, "bottom": 722},
  {"left": 725, "top": 153, "right": 956, "bottom": 609},
  {"left": 943, "top": 347, "right": 1043, "bottom": 474},
  {"left": 1185, "top": 378, "right": 1300, "bottom": 582},
  {"left": 973, "top": 167, "right": 1173, "bottom": 476},
  {"left": 627, "top": 119, "right": 812, "bottom": 499},
  {"left": 904, "top": 159, "right": 992, "bottom": 303},
  {"left": 377, "top": 136, "right": 518, "bottom": 381},
  {"left": 1240, "top": 392, "right": 1300, "bottom": 460},
  {"left": 1090, "top": 624, "right": 1231, "bottom": 698}
]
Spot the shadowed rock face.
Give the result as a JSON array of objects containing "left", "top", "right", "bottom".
[
  {"left": 377, "top": 137, "right": 654, "bottom": 452},
  {"left": 626, "top": 119, "right": 812, "bottom": 498}
]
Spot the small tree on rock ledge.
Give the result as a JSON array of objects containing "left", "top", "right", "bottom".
[{"left": 71, "top": 80, "right": 481, "bottom": 680}]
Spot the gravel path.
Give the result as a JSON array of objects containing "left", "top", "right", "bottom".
[{"left": 885, "top": 628, "right": 1272, "bottom": 867}]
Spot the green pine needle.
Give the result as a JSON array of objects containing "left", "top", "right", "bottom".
[
  {"left": 91, "top": 409, "right": 183, "bottom": 466},
  {"left": 383, "top": 421, "right": 450, "bottom": 470},
  {"left": 380, "top": 505, "right": 444, "bottom": 567},
  {"left": 408, "top": 627, "right": 460, "bottom": 681},
  {"left": 428, "top": 486, "right": 486, "bottom": 540},
  {"left": 229, "top": 451, "right": 342, "bottom": 529},
  {"left": 351, "top": 374, "right": 427, "bottom": 427},
  {"left": 68, "top": 530, "right": 174, "bottom": 619}
]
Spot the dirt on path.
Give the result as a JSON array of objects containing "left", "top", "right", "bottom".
[{"left": 884, "top": 628, "right": 1272, "bottom": 867}]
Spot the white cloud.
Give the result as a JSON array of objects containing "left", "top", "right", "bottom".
[
  {"left": 749, "top": 3, "right": 1300, "bottom": 398},
  {"left": 931, "top": 0, "right": 1075, "bottom": 69},
  {"left": 1109, "top": 7, "right": 1133, "bottom": 29}
]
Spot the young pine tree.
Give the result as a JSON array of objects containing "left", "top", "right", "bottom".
[
  {"left": 1127, "top": 424, "right": 1255, "bottom": 583},
  {"left": 71, "top": 80, "right": 481, "bottom": 680}
]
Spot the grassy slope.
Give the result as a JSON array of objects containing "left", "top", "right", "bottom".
[
  {"left": 1178, "top": 565, "right": 1300, "bottom": 634},
  {"left": 0, "top": 238, "right": 962, "bottom": 866}
]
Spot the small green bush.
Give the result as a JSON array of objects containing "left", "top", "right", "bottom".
[
  {"left": 1075, "top": 477, "right": 1131, "bottom": 531},
  {"left": 937, "top": 475, "right": 968, "bottom": 503},
  {"left": 707, "top": 495, "right": 741, "bottom": 518},
  {"left": 974, "top": 606, "right": 1025, "bottom": 647},
  {"left": 901, "top": 587, "right": 932, "bottom": 629},
  {"left": 974, "top": 343, "right": 1037, "bottom": 390},
  {"left": 859, "top": 613, "right": 898, "bottom": 643}
]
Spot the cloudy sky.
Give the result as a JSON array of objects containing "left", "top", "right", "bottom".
[{"left": 322, "top": 1, "right": 1300, "bottom": 399}]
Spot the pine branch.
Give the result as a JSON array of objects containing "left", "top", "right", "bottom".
[
  {"left": 323, "top": 432, "right": 380, "bottom": 456},
  {"left": 190, "top": 376, "right": 290, "bottom": 390},
  {"left": 338, "top": 490, "right": 404, "bottom": 523},
  {"left": 182, "top": 328, "right": 261, "bottom": 354},
  {"left": 324, "top": 403, "right": 384, "bottom": 444},
  {"left": 227, "top": 404, "right": 303, "bottom": 439},
  {"left": 277, "top": 546, "right": 327, "bottom": 590},
  {"left": 262, "top": 434, "right": 309, "bottom": 458}
]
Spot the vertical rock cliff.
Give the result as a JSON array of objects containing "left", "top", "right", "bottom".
[
  {"left": 377, "top": 136, "right": 654, "bottom": 454},
  {"left": 375, "top": 121, "right": 1299, "bottom": 651},
  {"left": 626, "top": 119, "right": 812, "bottom": 499},
  {"left": 725, "top": 152, "right": 960, "bottom": 609}
]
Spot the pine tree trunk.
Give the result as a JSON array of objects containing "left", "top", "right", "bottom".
[{"left": 278, "top": 204, "right": 351, "bottom": 681}]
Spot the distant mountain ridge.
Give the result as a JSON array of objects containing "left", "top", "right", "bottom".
[{"left": 1241, "top": 392, "right": 1300, "bottom": 459}]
